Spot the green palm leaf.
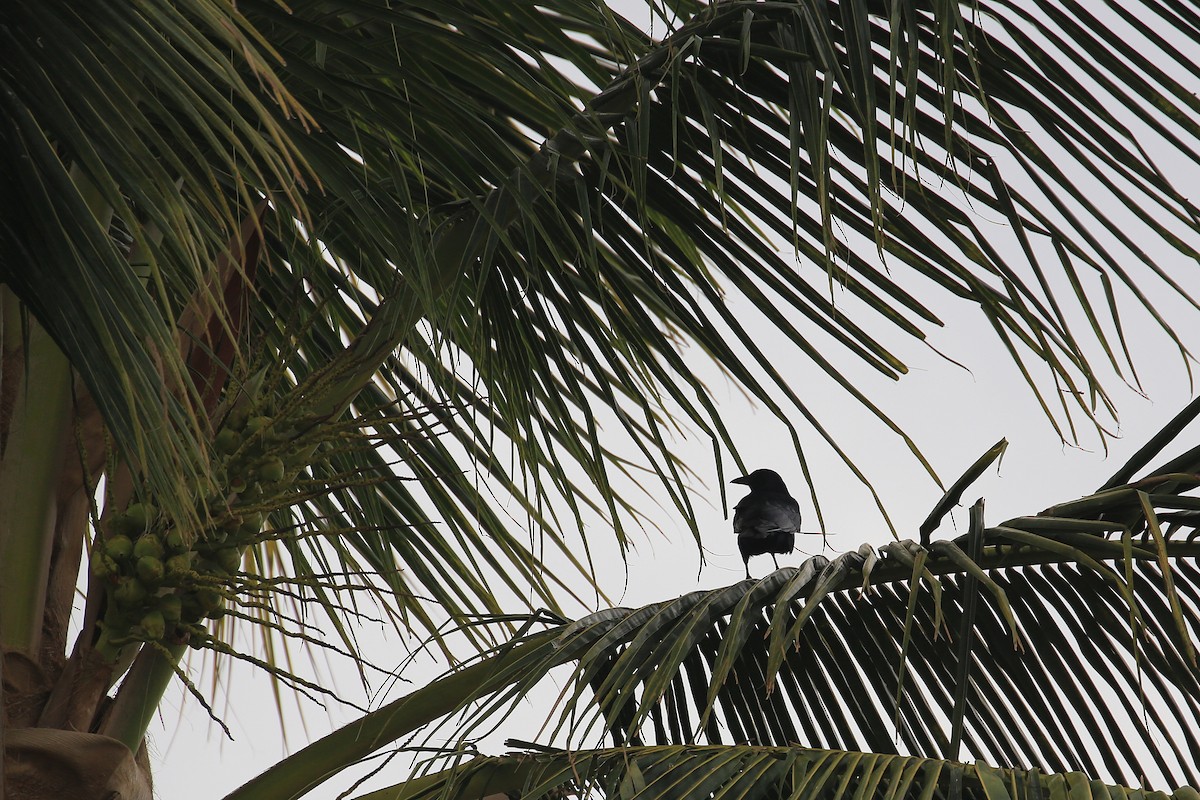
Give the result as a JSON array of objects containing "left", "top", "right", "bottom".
[
  {"left": 209, "top": 0, "right": 1200, "bottom": 671},
  {"left": 6, "top": 0, "right": 1200, "bottom": 793},
  {"left": 354, "top": 748, "right": 1200, "bottom": 800},
  {"left": 7, "top": 0, "right": 1200, "bottom": 545},
  {"left": 225, "top": 405, "right": 1200, "bottom": 799}
]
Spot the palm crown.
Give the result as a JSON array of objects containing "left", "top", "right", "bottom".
[{"left": 1, "top": 1, "right": 1199, "bottom": 799}]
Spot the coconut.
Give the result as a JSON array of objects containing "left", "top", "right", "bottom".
[
  {"left": 215, "top": 428, "right": 242, "bottom": 455},
  {"left": 238, "top": 484, "right": 263, "bottom": 504},
  {"left": 258, "top": 456, "right": 286, "bottom": 483},
  {"left": 215, "top": 547, "right": 241, "bottom": 574},
  {"left": 90, "top": 553, "right": 119, "bottom": 582},
  {"left": 180, "top": 594, "right": 204, "bottom": 623},
  {"left": 245, "top": 415, "right": 273, "bottom": 436},
  {"left": 164, "top": 528, "right": 188, "bottom": 553},
  {"left": 104, "top": 534, "right": 134, "bottom": 562},
  {"left": 113, "top": 577, "right": 148, "bottom": 609},
  {"left": 159, "top": 593, "right": 183, "bottom": 623},
  {"left": 123, "top": 503, "right": 153, "bottom": 532},
  {"left": 164, "top": 553, "right": 193, "bottom": 584},
  {"left": 225, "top": 405, "right": 250, "bottom": 432},
  {"left": 238, "top": 512, "right": 264, "bottom": 536},
  {"left": 139, "top": 609, "right": 166, "bottom": 641},
  {"left": 135, "top": 555, "right": 165, "bottom": 585},
  {"left": 106, "top": 515, "right": 136, "bottom": 538},
  {"left": 133, "top": 534, "right": 164, "bottom": 561},
  {"left": 195, "top": 587, "right": 223, "bottom": 616}
]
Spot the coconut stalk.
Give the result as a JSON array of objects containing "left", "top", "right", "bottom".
[
  {"left": 0, "top": 164, "right": 114, "bottom": 658},
  {"left": 0, "top": 299, "right": 74, "bottom": 655}
]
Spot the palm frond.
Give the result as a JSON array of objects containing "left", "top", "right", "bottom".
[
  {"left": 354, "top": 747, "right": 1200, "bottom": 800},
  {"left": 227, "top": 400, "right": 1200, "bottom": 800},
  {"left": 208, "top": 0, "right": 1200, "bottom": 673},
  {"left": 262, "top": 0, "right": 1200, "bottom": 565},
  {"left": 528, "top": 493, "right": 1200, "bottom": 789},
  {"left": 0, "top": 0, "right": 310, "bottom": 523},
  {"left": 11, "top": 0, "right": 1200, "bottom": 545},
  {"left": 11, "top": 0, "right": 1200, "bottom": 768}
]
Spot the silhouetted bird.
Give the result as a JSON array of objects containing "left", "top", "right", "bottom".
[{"left": 732, "top": 468, "right": 801, "bottom": 578}]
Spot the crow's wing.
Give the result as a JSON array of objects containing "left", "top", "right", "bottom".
[{"left": 733, "top": 492, "right": 801, "bottom": 537}]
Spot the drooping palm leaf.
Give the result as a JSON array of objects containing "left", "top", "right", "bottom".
[
  {"left": 7, "top": 0, "right": 1200, "bottom": 558},
  {"left": 0, "top": 0, "right": 311, "bottom": 524},
  {"left": 560, "top": 542, "right": 1199, "bottom": 781},
  {"left": 354, "top": 748, "right": 1200, "bottom": 800},
  {"left": 223, "top": 404, "right": 1200, "bottom": 800},
  {"left": 207, "top": 0, "right": 1200, "bottom": 676},
  {"left": 510, "top": 433, "right": 1200, "bottom": 795}
]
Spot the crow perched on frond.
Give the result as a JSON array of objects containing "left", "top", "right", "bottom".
[{"left": 732, "top": 468, "right": 801, "bottom": 578}]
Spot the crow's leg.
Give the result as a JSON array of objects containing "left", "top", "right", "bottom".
[{"left": 772, "top": 554, "right": 780, "bottom": 570}]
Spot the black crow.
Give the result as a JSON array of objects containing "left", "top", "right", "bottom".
[{"left": 732, "top": 468, "right": 801, "bottom": 578}]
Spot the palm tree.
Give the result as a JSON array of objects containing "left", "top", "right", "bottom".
[{"left": 1, "top": 1, "right": 1199, "bottom": 798}]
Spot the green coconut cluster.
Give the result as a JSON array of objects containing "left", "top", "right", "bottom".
[
  {"left": 213, "top": 403, "right": 295, "bottom": 500},
  {"left": 92, "top": 503, "right": 225, "bottom": 649},
  {"left": 91, "top": 404, "right": 294, "bottom": 652}
]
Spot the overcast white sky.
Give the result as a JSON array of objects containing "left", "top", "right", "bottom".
[{"left": 146, "top": 3, "right": 1200, "bottom": 798}]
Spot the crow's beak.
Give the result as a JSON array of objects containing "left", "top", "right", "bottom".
[{"left": 731, "top": 475, "right": 749, "bottom": 485}]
